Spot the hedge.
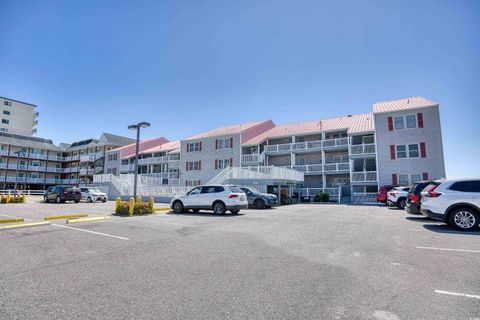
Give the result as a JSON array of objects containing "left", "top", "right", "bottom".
[
  {"left": 115, "top": 197, "right": 155, "bottom": 216},
  {"left": 0, "top": 194, "right": 26, "bottom": 204},
  {"left": 313, "top": 192, "right": 330, "bottom": 202}
]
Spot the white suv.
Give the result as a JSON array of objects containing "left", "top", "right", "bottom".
[
  {"left": 387, "top": 186, "right": 410, "bottom": 208},
  {"left": 421, "top": 179, "right": 480, "bottom": 231},
  {"left": 170, "top": 185, "right": 248, "bottom": 215}
]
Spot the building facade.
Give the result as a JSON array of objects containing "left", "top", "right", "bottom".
[{"left": 1, "top": 97, "right": 38, "bottom": 136}]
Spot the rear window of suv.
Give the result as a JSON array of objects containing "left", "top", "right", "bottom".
[
  {"left": 449, "top": 181, "right": 480, "bottom": 192},
  {"left": 229, "top": 186, "right": 244, "bottom": 193}
]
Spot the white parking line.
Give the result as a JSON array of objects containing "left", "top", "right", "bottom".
[
  {"left": 52, "top": 224, "right": 130, "bottom": 241},
  {"left": 416, "top": 246, "right": 480, "bottom": 253},
  {"left": 435, "top": 290, "right": 480, "bottom": 299}
]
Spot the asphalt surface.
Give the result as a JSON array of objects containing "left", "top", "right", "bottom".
[{"left": 0, "top": 198, "right": 479, "bottom": 320}]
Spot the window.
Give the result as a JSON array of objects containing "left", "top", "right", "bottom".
[
  {"left": 218, "top": 158, "right": 231, "bottom": 169},
  {"left": 187, "top": 161, "right": 200, "bottom": 171},
  {"left": 4, "top": 101, "right": 12, "bottom": 106},
  {"left": 411, "top": 174, "right": 421, "bottom": 183},
  {"left": 398, "top": 174, "right": 409, "bottom": 185},
  {"left": 394, "top": 116, "right": 404, "bottom": 130},
  {"left": 408, "top": 144, "right": 419, "bottom": 158},
  {"left": 186, "top": 181, "right": 202, "bottom": 187},
  {"left": 187, "top": 142, "right": 200, "bottom": 152},
  {"left": 218, "top": 138, "right": 231, "bottom": 149},
  {"left": 3, "top": 110, "right": 10, "bottom": 115},
  {"left": 2, "top": 119, "right": 9, "bottom": 124},
  {"left": 396, "top": 145, "right": 407, "bottom": 159},
  {"left": 449, "top": 181, "right": 480, "bottom": 193},
  {"left": 406, "top": 114, "right": 417, "bottom": 128},
  {"left": 201, "top": 186, "right": 224, "bottom": 193},
  {"left": 0, "top": 128, "right": 7, "bottom": 132}
]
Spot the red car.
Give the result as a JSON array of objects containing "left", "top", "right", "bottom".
[{"left": 377, "top": 185, "right": 395, "bottom": 204}]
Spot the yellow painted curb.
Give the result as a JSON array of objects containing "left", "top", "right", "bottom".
[
  {"left": 154, "top": 208, "right": 171, "bottom": 211},
  {"left": 0, "top": 218, "right": 24, "bottom": 224},
  {"left": 44, "top": 214, "right": 88, "bottom": 220},
  {"left": 66, "top": 216, "right": 111, "bottom": 224},
  {"left": 0, "top": 221, "right": 50, "bottom": 230}
]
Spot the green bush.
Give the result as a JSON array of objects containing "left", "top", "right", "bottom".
[
  {"left": 314, "top": 192, "right": 330, "bottom": 202},
  {"left": 115, "top": 201, "right": 154, "bottom": 216}
]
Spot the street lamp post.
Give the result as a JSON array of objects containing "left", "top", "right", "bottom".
[
  {"left": 13, "top": 151, "right": 20, "bottom": 195},
  {"left": 128, "top": 122, "right": 150, "bottom": 199}
]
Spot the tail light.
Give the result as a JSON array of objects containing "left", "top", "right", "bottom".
[
  {"left": 428, "top": 185, "right": 441, "bottom": 197},
  {"left": 229, "top": 194, "right": 239, "bottom": 198},
  {"left": 410, "top": 194, "right": 419, "bottom": 203}
]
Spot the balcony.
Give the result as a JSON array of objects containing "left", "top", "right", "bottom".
[
  {"left": 9, "top": 151, "right": 28, "bottom": 158},
  {"left": 120, "top": 164, "right": 134, "bottom": 173},
  {"left": 64, "top": 155, "right": 80, "bottom": 161},
  {"left": 80, "top": 154, "right": 95, "bottom": 162},
  {"left": 64, "top": 167, "right": 79, "bottom": 173},
  {"left": 292, "top": 164, "right": 323, "bottom": 174},
  {"left": 322, "top": 137, "right": 348, "bottom": 149},
  {"left": 265, "top": 143, "right": 292, "bottom": 154},
  {"left": 47, "top": 155, "right": 64, "bottom": 161},
  {"left": 291, "top": 140, "right": 322, "bottom": 152},
  {"left": 350, "top": 144, "right": 376, "bottom": 157},
  {"left": 29, "top": 153, "right": 48, "bottom": 160},
  {"left": 46, "top": 167, "right": 63, "bottom": 173},
  {"left": 351, "top": 171, "right": 377, "bottom": 184},
  {"left": 79, "top": 168, "right": 93, "bottom": 175},
  {"left": 241, "top": 153, "right": 262, "bottom": 164},
  {"left": 137, "top": 155, "right": 180, "bottom": 165},
  {"left": 0, "top": 149, "right": 8, "bottom": 156},
  {"left": 0, "top": 163, "right": 6, "bottom": 169},
  {"left": 323, "top": 162, "right": 350, "bottom": 173}
]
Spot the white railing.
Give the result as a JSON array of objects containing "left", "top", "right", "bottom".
[
  {"left": 351, "top": 171, "right": 377, "bottom": 182},
  {"left": 64, "top": 167, "right": 79, "bottom": 173},
  {"left": 241, "top": 153, "right": 261, "bottom": 164},
  {"left": 265, "top": 143, "right": 292, "bottom": 153},
  {"left": 352, "top": 192, "right": 377, "bottom": 204},
  {"left": 323, "top": 162, "right": 350, "bottom": 172},
  {"left": 9, "top": 151, "right": 28, "bottom": 157},
  {"left": 0, "top": 189, "right": 46, "bottom": 195},
  {"left": 323, "top": 137, "right": 348, "bottom": 148},
  {"left": 0, "top": 149, "right": 8, "bottom": 156},
  {"left": 137, "top": 155, "right": 180, "bottom": 165},
  {"left": 93, "top": 174, "right": 185, "bottom": 196},
  {"left": 47, "top": 155, "right": 64, "bottom": 161},
  {"left": 208, "top": 166, "right": 304, "bottom": 185},
  {"left": 79, "top": 168, "right": 91, "bottom": 175},
  {"left": 64, "top": 155, "right": 80, "bottom": 161},
  {"left": 120, "top": 164, "right": 134, "bottom": 172},
  {"left": 293, "top": 164, "right": 323, "bottom": 174},
  {"left": 29, "top": 153, "right": 48, "bottom": 160},
  {"left": 46, "top": 167, "right": 63, "bottom": 173},
  {"left": 94, "top": 152, "right": 104, "bottom": 160},
  {"left": 350, "top": 144, "right": 376, "bottom": 155},
  {"left": 80, "top": 154, "right": 95, "bottom": 162},
  {"left": 0, "top": 163, "right": 6, "bottom": 169},
  {"left": 295, "top": 187, "right": 340, "bottom": 199}
]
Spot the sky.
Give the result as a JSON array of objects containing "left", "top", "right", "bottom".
[{"left": 0, "top": 0, "right": 479, "bottom": 178}]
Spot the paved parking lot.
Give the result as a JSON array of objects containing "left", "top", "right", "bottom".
[{"left": 1, "top": 198, "right": 479, "bottom": 320}]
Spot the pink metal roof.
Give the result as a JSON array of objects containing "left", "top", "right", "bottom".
[
  {"left": 140, "top": 140, "right": 180, "bottom": 155},
  {"left": 112, "top": 137, "right": 169, "bottom": 159},
  {"left": 186, "top": 120, "right": 272, "bottom": 140},
  {"left": 373, "top": 96, "right": 438, "bottom": 113},
  {"left": 242, "top": 113, "right": 373, "bottom": 146}
]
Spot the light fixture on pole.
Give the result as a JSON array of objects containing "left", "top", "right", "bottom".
[{"left": 128, "top": 121, "right": 150, "bottom": 200}]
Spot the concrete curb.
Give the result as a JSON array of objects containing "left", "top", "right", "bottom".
[
  {"left": 44, "top": 214, "right": 88, "bottom": 220},
  {"left": 0, "top": 221, "right": 50, "bottom": 230},
  {"left": 66, "top": 216, "right": 111, "bottom": 224}
]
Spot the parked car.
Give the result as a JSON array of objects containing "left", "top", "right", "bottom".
[
  {"left": 170, "top": 185, "right": 248, "bottom": 215},
  {"left": 80, "top": 187, "right": 107, "bottom": 203},
  {"left": 405, "top": 181, "right": 431, "bottom": 215},
  {"left": 44, "top": 186, "right": 82, "bottom": 203},
  {"left": 421, "top": 179, "right": 480, "bottom": 231},
  {"left": 239, "top": 187, "right": 278, "bottom": 209},
  {"left": 377, "top": 185, "right": 395, "bottom": 205},
  {"left": 387, "top": 186, "right": 410, "bottom": 209}
]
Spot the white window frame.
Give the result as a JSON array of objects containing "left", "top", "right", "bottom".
[
  {"left": 398, "top": 174, "right": 409, "bottom": 185},
  {"left": 405, "top": 114, "right": 417, "bottom": 129},
  {"left": 396, "top": 145, "right": 407, "bottom": 159},
  {"left": 218, "top": 158, "right": 231, "bottom": 169},
  {"left": 187, "top": 161, "right": 200, "bottom": 171},
  {"left": 394, "top": 116, "right": 404, "bottom": 130},
  {"left": 396, "top": 143, "right": 420, "bottom": 159},
  {"left": 393, "top": 114, "right": 417, "bottom": 131},
  {"left": 408, "top": 143, "right": 419, "bottom": 158},
  {"left": 188, "top": 142, "right": 200, "bottom": 152},
  {"left": 218, "top": 138, "right": 231, "bottom": 149}
]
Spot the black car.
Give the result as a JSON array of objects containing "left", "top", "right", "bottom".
[
  {"left": 44, "top": 186, "right": 82, "bottom": 203},
  {"left": 405, "top": 181, "right": 431, "bottom": 214}
]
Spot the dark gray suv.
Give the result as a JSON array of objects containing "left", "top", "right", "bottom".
[{"left": 240, "top": 187, "right": 278, "bottom": 209}]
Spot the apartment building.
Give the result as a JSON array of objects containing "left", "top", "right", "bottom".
[
  {"left": 0, "top": 132, "right": 135, "bottom": 189},
  {"left": 180, "top": 120, "right": 275, "bottom": 186},
  {"left": 1, "top": 96, "right": 38, "bottom": 136}
]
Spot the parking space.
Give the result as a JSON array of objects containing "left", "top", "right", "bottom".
[{"left": 0, "top": 200, "right": 479, "bottom": 319}]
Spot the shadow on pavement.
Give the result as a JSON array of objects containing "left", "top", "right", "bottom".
[
  {"left": 423, "top": 224, "right": 480, "bottom": 235},
  {"left": 406, "top": 216, "right": 438, "bottom": 222},
  {"left": 167, "top": 211, "right": 245, "bottom": 217}
]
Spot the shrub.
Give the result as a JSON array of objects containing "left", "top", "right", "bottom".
[
  {"left": 115, "top": 201, "right": 155, "bottom": 216},
  {"left": 314, "top": 192, "right": 330, "bottom": 203},
  {"left": 0, "top": 195, "right": 24, "bottom": 204}
]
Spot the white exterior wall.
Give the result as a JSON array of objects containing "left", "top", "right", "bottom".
[
  {"left": 180, "top": 134, "right": 241, "bottom": 185},
  {"left": 374, "top": 105, "right": 446, "bottom": 186},
  {"left": 0, "top": 97, "right": 37, "bottom": 136}
]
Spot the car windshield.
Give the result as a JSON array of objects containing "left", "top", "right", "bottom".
[{"left": 88, "top": 189, "right": 101, "bottom": 193}]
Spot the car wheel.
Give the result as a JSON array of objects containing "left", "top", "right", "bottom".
[
  {"left": 230, "top": 210, "right": 240, "bottom": 214},
  {"left": 44, "top": 196, "right": 49, "bottom": 203},
  {"left": 192, "top": 209, "right": 200, "bottom": 213},
  {"left": 213, "top": 201, "right": 226, "bottom": 215},
  {"left": 254, "top": 199, "right": 265, "bottom": 209},
  {"left": 87, "top": 197, "right": 92, "bottom": 203},
  {"left": 448, "top": 207, "right": 480, "bottom": 232},
  {"left": 172, "top": 201, "right": 184, "bottom": 214},
  {"left": 386, "top": 200, "right": 394, "bottom": 206},
  {"left": 102, "top": 199, "right": 107, "bottom": 203},
  {"left": 56, "top": 196, "right": 61, "bottom": 204},
  {"left": 397, "top": 198, "right": 407, "bottom": 209},
  {"left": 74, "top": 200, "right": 80, "bottom": 203}
]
